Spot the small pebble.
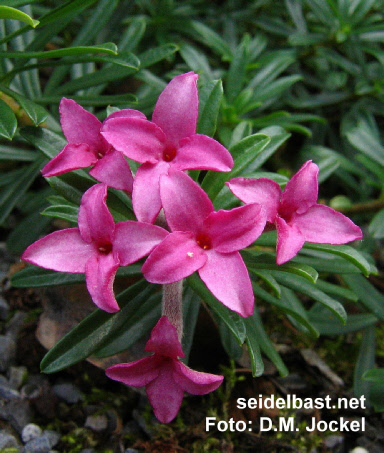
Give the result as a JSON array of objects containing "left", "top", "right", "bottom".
[
  {"left": 0, "top": 431, "right": 21, "bottom": 449},
  {"left": 85, "top": 414, "right": 108, "bottom": 432},
  {"left": 0, "top": 296, "right": 9, "bottom": 320},
  {"left": 9, "top": 365, "right": 28, "bottom": 389},
  {"left": 325, "top": 434, "right": 343, "bottom": 448},
  {"left": 22, "top": 423, "right": 43, "bottom": 443},
  {"left": 53, "top": 382, "right": 83, "bottom": 404},
  {"left": 350, "top": 448, "right": 369, "bottom": 453},
  {"left": 0, "top": 335, "right": 16, "bottom": 372}
]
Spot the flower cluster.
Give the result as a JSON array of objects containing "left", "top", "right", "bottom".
[{"left": 22, "top": 72, "right": 363, "bottom": 423}]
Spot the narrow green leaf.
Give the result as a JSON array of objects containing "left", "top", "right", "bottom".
[
  {"left": 246, "top": 310, "right": 288, "bottom": 377},
  {"left": 0, "top": 43, "right": 118, "bottom": 59},
  {"left": 309, "top": 312, "right": 377, "bottom": 335},
  {"left": 0, "top": 144, "right": 36, "bottom": 161},
  {"left": 369, "top": 208, "right": 384, "bottom": 239},
  {"left": 244, "top": 250, "right": 319, "bottom": 284},
  {"left": 353, "top": 326, "right": 375, "bottom": 401},
  {"left": 93, "top": 292, "right": 162, "bottom": 358},
  {"left": 202, "top": 133, "right": 270, "bottom": 200},
  {"left": 0, "top": 86, "right": 48, "bottom": 126},
  {"left": 342, "top": 274, "right": 384, "bottom": 322},
  {"left": 244, "top": 318, "right": 265, "bottom": 377},
  {"left": 273, "top": 271, "right": 347, "bottom": 323},
  {"left": 0, "top": 5, "right": 39, "bottom": 27},
  {"left": 186, "top": 273, "right": 246, "bottom": 345},
  {"left": 197, "top": 79, "right": 223, "bottom": 137},
  {"left": 303, "top": 243, "right": 371, "bottom": 277},
  {"left": 40, "top": 280, "right": 155, "bottom": 373},
  {"left": 226, "top": 34, "right": 250, "bottom": 102},
  {"left": 0, "top": 98, "right": 17, "bottom": 140},
  {"left": 363, "top": 368, "right": 384, "bottom": 384},
  {"left": 252, "top": 283, "right": 319, "bottom": 338},
  {"left": 12, "top": 264, "right": 141, "bottom": 288},
  {"left": 251, "top": 270, "right": 281, "bottom": 297},
  {"left": 0, "top": 156, "right": 45, "bottom": 225},
  {"left": 41, "top": 205, "right": 78, "bottom": 223}
]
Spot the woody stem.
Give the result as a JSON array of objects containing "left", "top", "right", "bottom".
[{"left": 162, "top": 280, "right": 183, "bottom": 341}]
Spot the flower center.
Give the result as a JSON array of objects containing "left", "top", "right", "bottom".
[
  {"left": 163, "top": 145, "right": 177, "bottom": 162},
  {"left": 196, "top": 233, "right": 212, "bottom": 250},
  {"left": 98, "top": 242, "right": 113, "bottom": 254}
]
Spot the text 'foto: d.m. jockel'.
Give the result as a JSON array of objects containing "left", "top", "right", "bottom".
[{"left": 21, "top": 71, "right": 363, "bottom": 423}]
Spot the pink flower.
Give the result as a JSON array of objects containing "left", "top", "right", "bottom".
[
  {"left": 42, "top": 98, "right": 146, "bottom": 192},
  {"left": 142, "top": 170, "right": 267, "bottom": 317},
  {"left": 101, "top": 72, "right": 234, "bottom": 223},
  {"left": 227, "top": 160, "right": 363, "bottom": 264},
  {"left": 106, "top": 316, "right": 223, "bottom": 423},
  {"left": 22, "top": 184, "right": 168, "bottom": 312}
]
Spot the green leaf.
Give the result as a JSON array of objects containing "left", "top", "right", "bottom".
[
  {"left": 0, "top": 99, "right": 17, "bottom": 140},
  {"left": 303, "top": 243, "right": 372, "bottom": 277},
  {"left": 369, "top": 208, "right": 384, "bottom": 239},
  {"left": 202, "top": 133, "right": 270, "bottom": 200},
  {"left": 272, "top": 271, "right": 347, "bottom": 323},
  {"left": 244, "top": 316, "right": 265, "bottom": 377},
  {"left": 186, "top": 273, "right": 246, "bottom": 345},
  {"left": 363, "top": 368, "right": 384, "bottom": 384},
  {"left": 252, "top": 283, "right": 319, "bottom": 338},
  {"left": 244, "top": 250, "right": 319, "bottom": 284},
  {"left": 197, "top": 79, "right": 223, "bottom": 137},
  {"left": 246, "top": 310, "right": 288, "bottom": 377},
  {"left": 0, "top": 42, "right": 118, "bottom": 59},
  {"left": 0, "top": 86, "right": 48, "bottom": 126},
  {"left": 42, "top": 205, "right": 78, "bottom": 224},
  {"left": 40, "top": 280, "right": 156, "bottom": 373},
  {"left": 0, "top": 5, "right": 39, "bottom": 27},
  {"left": 0, "top": 144, "right": 36, "bottom": 161},
  {"left": 251, "top": 270, "right": 281, "bottom": 297},
  {"left": 226, "top": 34, "right": 250, "bottom": 102},
  {"left": 0, "top": 156, "right": 45, "bottom": 225},
  {"left": 309, "top": 311, "right": 377, "bottom": 335},
  {"left": 218, "top": 319, "right": 243, "bottom": 360},
  {"left": 353, "top": 326, "right": 375, "bottom": 402},
  {"left": 93, "top": 292, "right": 162, "bottom": 358},
  {"left": 342, "top": 274, "right": 384, "bottom": 322},
  {"left": 11, "top": 264, "right": 141, "bottom": 288}
]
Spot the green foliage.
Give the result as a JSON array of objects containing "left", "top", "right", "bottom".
[{"left": 2, "top": 0, "right": 384, "bottom": 413}]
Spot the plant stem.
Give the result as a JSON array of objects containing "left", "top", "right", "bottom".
[{"left": 162, "top": 280, "right": 183, "bottom": 341}]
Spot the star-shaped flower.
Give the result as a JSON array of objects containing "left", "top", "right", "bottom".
[
  {"left": 106, "top": 316, "right": 223, "bottom": 423},
  {"left": 42, "top": 98, "right": 145, "bottom": 192},
  {"left": 22, "top": 183, "right": 168, "bottom": 312},
  {"left": 141, "top": 170, "right": 267, "bottom": 317},
  {"left": 101, "top": 72, "right": 234, "bottom": 223},
  {"left": 227, "top": 160, "right": 363, "bottom": 264}
]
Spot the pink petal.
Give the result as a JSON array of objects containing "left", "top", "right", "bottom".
[
  {"left": 89, "top": 149, "right": 134, "bottom": 192},
  {"left": 113, "top": 221, "right": 168, "bottom": 266},
  {"left": 106, "top": 356, "right": 160, "bottom": 387},
  {"left": 145, "top": 316, "right": 184, "bottom": 358},
  {"left": 85, "top": 252, "right": 120, "bottom": 312},
  {"left": 101, "top": 117, "right": 165, "bottom": 163},
  {"left": 152, "top": 72, "right": 199, "bottom": 147},
  {"left": 105, "top": 109, "right": 146, "bottom": 121},
  {"left": 204, "top": 203, "right": 266, "bottom": 253},
  {"left": 78, "top": 184, "right": 115, "bottom": 245},
  {"left": 160, "top": 170, "right": 213, "bottom": 234},
  {"left": 280, "top": 160, "right": 319, "bottom": 218},
  {"left": 275, "top": 216, "right": 305, "bottom": 264},
  {"left": 132, "top": 161, "right": 170, "bottom": 223},
  {"left": 173, "top": 361, "right": 224, "bottom": 394},
  {"left": 293, "top": 204, "right": 363, "bottom": 244},
  {"left": 142, "top": 232, "right": 207, "bottom": 284},
  {"left": 59, "top": 98, "right": 104, "bottom": 153},
  {"left": 21, "top": 229, "right": 93, "bottom": 273},
  {"left": 198, "top": 250, "right": 254, "bottom": 317},
  {"left": 172, "top": 134, "right": 233, "bottom": 172},
  {"left": 146, "top": 363, "right": 185, "bottom": 423},
  {"left": 226, "top": 177, "right": 281, "bottom": 223},
  {"left": 41, "top": 143, "right": 97, "bottom": 177}
]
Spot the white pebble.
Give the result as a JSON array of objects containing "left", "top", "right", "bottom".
[
  {"left": 349, "top": 448, "right": 369, "bottom": 453},
  {"left": 21, "top": 423, "right": 42, "bottom": 443}
]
